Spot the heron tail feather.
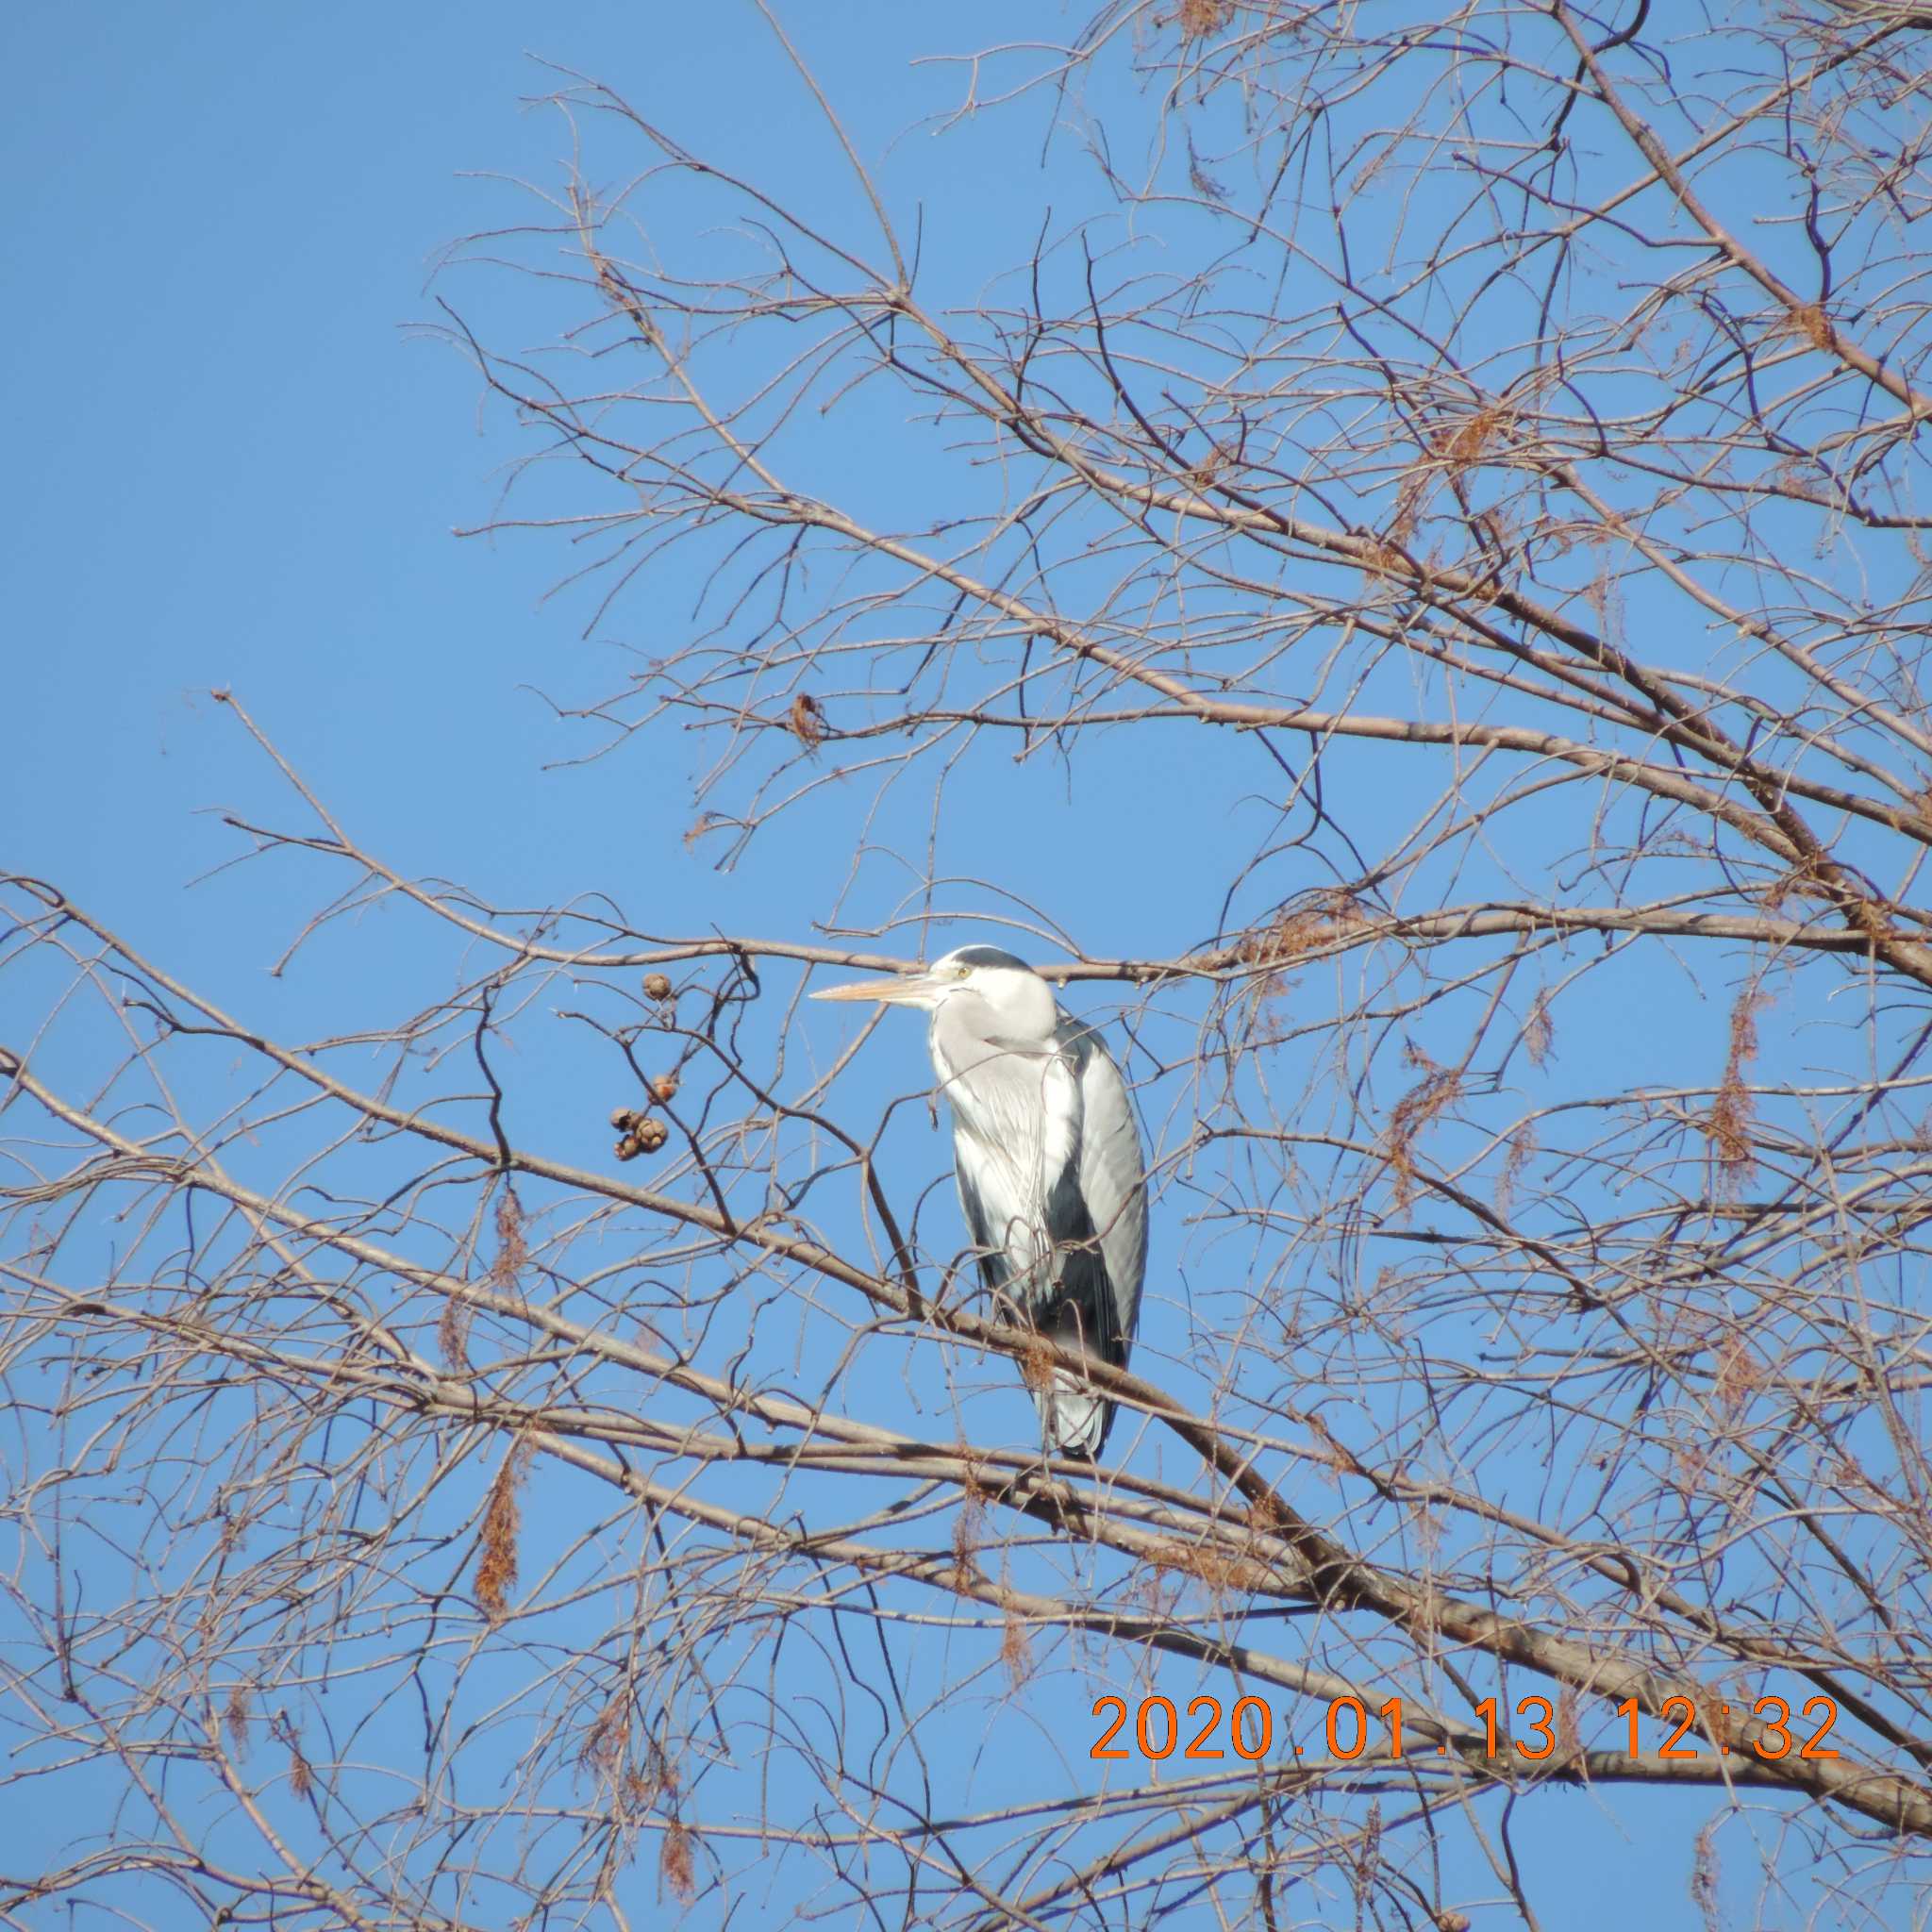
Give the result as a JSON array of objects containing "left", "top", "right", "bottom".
[{"left": 1035, "top": 1375, "right": 1111, "bottom": 1458}]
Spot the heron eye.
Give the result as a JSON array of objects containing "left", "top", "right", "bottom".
[{"left": 950, "top": 966, "right": 971, "bottom": 980}]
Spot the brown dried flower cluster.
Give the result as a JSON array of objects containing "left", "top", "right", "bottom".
[{"left": 610, "top": 1108, "right": 671, "bottom": 1159}]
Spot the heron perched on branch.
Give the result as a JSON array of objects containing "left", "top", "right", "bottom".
[{"left": 813, "top": 945, "right": 1148, "bottom": 1457}]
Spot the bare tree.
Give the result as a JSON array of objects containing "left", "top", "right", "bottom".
[{"left": 8, "top": 3, "right": 1932, "bottom": 1924}]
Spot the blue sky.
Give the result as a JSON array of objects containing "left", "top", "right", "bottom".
[
  {"left": 2, "top": 5, "right": 1895, "bottom": 1927},
  {"left": 8, "top": 2, "right": 724, "bottom": 942},
  {"left": 4, "top": 1, "right": 1261, "bottom": 1013}
]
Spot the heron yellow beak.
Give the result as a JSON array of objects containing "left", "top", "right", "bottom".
[{"left": 809, "top": 972, "right": 942, "bottom": 1007}]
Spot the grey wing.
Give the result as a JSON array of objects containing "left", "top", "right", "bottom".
[
  {"left": 1063, "top": 1021, "right": 1147, "bottom": 1365},
  {"left": 1044, "top": 1020, "right": 1147, "bottom": 1372}
]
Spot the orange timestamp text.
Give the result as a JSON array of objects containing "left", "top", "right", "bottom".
[{"left": 1091, "top": 1693, "right": 1840, "bottom": 1763}]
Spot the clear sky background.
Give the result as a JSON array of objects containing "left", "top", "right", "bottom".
[
  {"left": 5, "top": 0, "right": 1286, "bottom": 1027},
  {"left": 2, "top": 6, "right": 1855, "bottom": 1926},
  {"left": 7, "top": 0, "right": 801, "bottom": 955}
]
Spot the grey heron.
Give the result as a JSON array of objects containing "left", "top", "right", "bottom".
[{"left": 812, "top": 945, "right": 1147, "bottom": 1457}]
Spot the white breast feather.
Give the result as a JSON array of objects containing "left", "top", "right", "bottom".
[{"left": 935, "top": 1031, "right": 1074, "bottom": 1292}]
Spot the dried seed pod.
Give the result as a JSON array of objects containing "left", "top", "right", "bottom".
[
  {"left": 788, "top": 691, "right": 824, "bottom": 747},
  {"left": 632, "top": 1118, "right": 670, "bottom": 1154},
  {"left": 613, "top": 1133, "right": 642, "bottom": 1162},
  {"left": 649, "top": 1073, "right": 679, "bottom": 1104},
  {"left": 610, "top": 1107, "right": 640, "bottom": 1131},
  {"left": 641, "top": 973, "right": 673, "bottom": 1001}
]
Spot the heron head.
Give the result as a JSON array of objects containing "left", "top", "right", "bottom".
[{"left": 809, "top": 944, "right": 1058, "bottom": 1035}]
